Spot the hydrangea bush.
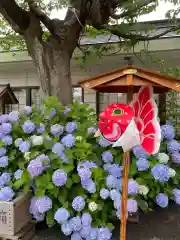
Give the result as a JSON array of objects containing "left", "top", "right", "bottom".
[{"left": 0, "top": 97, "right": 180, "bottom": 240}]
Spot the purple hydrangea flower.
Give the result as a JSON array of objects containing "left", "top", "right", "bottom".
[
  {"left": 167, "top": 140, "right": 180, "bottom": 154},
  {"left": 87, "top": 127, "right": 97, "bottom": 134},
  {"left": 171, "top": 153, "right": 180, "bottom": 164},
  {"left": 52, "top": 169, "right": 67, "bottom": 187},
  {"left": 64, "top": 106, "right": 71, "bottom": 115},
  {"left": 109, "top": 189, "right": 121, "bottom": 201},
  {"left": 0, "top": 114, "right": 9, "bottom": 124},
  {"left": 98, "top": 137, "right": 111, "bottom": 147},
  {"left": 36, "top": 124, "right": 45, "bottom": 134},
  {"left": 52, "top": 142, "right": 64, "bottom": 156},
  {"left": 161, "top": 124, "right": 175, "bottom": 140},
  {"left": 128, "top": 179, "right": 139, "bottom": 195},
  {"left": 80, "top": 226, "right": 91, "bottom": 238},
  {"left": 36, "top": 196, "right": 52, "bottom": 213},
  {"left": 101, "top": 151, "right": 113, "bottom": 163},
  {"left": 33, "top": 213, "right": 45, "bottom": 222},
  {"left": 14, "top": 169, "right": 23, "bottom": 180},
  {"left": 151, "top": 164, "right": 170, "bottom": 182},
  {"left": 0, "top": 172, "right": 11, "bottom": 186},
  {"left": 51, "top": 124, "right": 64, "bottom": 137},
  {"left": 48, "top": 108, "right": 56, "bottom": 119},
  {"left": 22, "top": 120, "right": 35, "bottom": 133},
  {"left": 61, "top": 221, "right": 73, "bottom": 236},
  {"left": 77, "top": 165, "right": 91, "bottom": 180},
  {"left": 71, "top": 232, "right": 82, "bottom": 240},
  {"left": 0, "top": 148, "right": 6, "bottom": 157},
  {"left": 65, "top": 122, "right": 77, "bottom": 133},
  {"left": 72, "top": 196, "right": 85, "bottom": 211},
  {"left": 0, "top": 156, "right": 8, "bottom": 167},
  {"left": 24, "top": 106, "right": 32, "bottom": 115},
  {"left": 98, "top": 227, "right": 112, "bottom": 240},
  {"left": 61, "top": 134, "right": 76, "bottom": 148},
  {"left": 27, "top": 159, "right": 44, "bottom": 177},
  {"left": 106, "top": 175, "right": 118, "bottom": 189},
  {"left": 14, "top": 138, "right": 23, "bottom": 147},
  {"left": 70, "top": 216, "right": 82, "bottom": 232},
  {"left": 59, "top": 152, "right": 69, "bottom": 163},
  {"left": 127, "top": 199, "right": 138, "bottom": 213},
  {"left": 100, "top": 188, "right": 109, "bottom": 200},
  {"left": 81, "top": 178, "right": 96, "bottom": 193},
  {"left": 108, "top": 164, "right": 122, "bottom": 178},
  {"left": 81, "top": 213, "right": 92, "bottom": 226},
  {"left": 136, "top": 158, "right": 150, "bottom": 171},
  {"left": 87, "top": 228, "right": 98, "bottom": 240},
  {"left": 8, "top": 111, "right": 19, "bottom": 123},
  {"left": 173, "top": 188, "right": 180, "bottom": 204},
  {"left": 54, "top": 208, "right": 70, "bottom": 224},
  {"left": 29, "top": 196, "right": 39, "bottom": 215},
  {"left": 1, "top": 123, "right": 12, "bottom": 135},
  {"left": 156, "top": 193, "right": 168, "bottom": 208},
  {"left": 2, "top": 135, "right": 12, "bottom": 146},
  {"left": 78, "top": 161, "right": 97, "bottom": 169},
  {"left": 0, "top": 187, "right": 15, "bottom": 201},
  {"left": 132, "top": 145, "right": 148, "bottom": 159},
  {"left": 36, "top": 154, "right": 50, "bottom": 168},
  {"left": 19, "top": 141, "right": 30, "bottom": 153}
]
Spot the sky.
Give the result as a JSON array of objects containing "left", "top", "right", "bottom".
[{"left": 51, "top": 1, "right": 175, "bottom": 21}]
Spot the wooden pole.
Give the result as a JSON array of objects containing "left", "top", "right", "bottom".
[{"left": 120, "top": 77, "right": 134, "bottom": 240}]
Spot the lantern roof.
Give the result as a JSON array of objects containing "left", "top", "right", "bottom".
[{"left": 79, "top": 65, "right": 180, "bottom": 93}]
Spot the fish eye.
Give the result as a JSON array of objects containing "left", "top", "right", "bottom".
[{"left": 112, "top": 108, "right": 124, "bottom": 116}]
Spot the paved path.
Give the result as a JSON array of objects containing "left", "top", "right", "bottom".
[{"left": 33, "top": 204, "right": 180, "bottom": 240}]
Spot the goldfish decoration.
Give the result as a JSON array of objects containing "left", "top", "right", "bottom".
[{"left": 96, "top": 86, "right": 161, "bottom": 154}]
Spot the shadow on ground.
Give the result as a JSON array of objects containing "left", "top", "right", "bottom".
[{"left": 33, "top": 204, "right": 180, "bottom": 240}]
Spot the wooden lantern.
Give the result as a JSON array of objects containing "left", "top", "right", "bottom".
[{"left": 79, "top": 65, "right": 180, "bottom": 240}]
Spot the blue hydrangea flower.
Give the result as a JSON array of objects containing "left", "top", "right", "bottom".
[
  {"left": 78, "top": 161, "right": 97, "bottom": 169},
  {"left": 2, "top": 136, "right": 12, "bottom": 146},
  {"left": 72, "top": 196, "right": 85, "bottom": 211},
  {"left": 64, "top": 106, "right": 71, "bottom": 115},
  {"left": 132, "top": 145, "right": 148, "bottom": 159},
  {"left": 0, "top": 114, "right": 9, "bottom": 124},
  {"left": 19, "top": 141, "right": 30, "bottom": 153},
  {"left": 151, "top": 164, "right": 170, "bottom": 182},
  {"left": 27, "top": 159, "right": 44, "bottom": 177},
  {"left": 156, "top": 193, "right": 168, "bottom": 208},
  {"left": 173, "top": 188, "right": 180, "bottom": 204},
  {"left": 0, "top": 186, "right": 15, "bottom": 201},
  {"left": 171, "top": 153, "right": 180, "bottom": 164},
  {"left": 59, "top": 152, "right": 69, "bottom": 163},
  {"left": 54, "top": 208, "right": 70, "bottom": 224},
  {"left": 108, "top": 164, "right": 122, "bottom": 178},
  {"left": 14, "top": 169, "right": 23, "bottom": 180},
  {"left": 14, "top": 138, "right": 23, "bottom": 147},
  {"left": 65, "top": 122, "right": 77, "bottom": 133},
  {"left": 24, "top": 106, "right": 32, "bottom": 115},
  {"left": 86, "top": 228, "right": 98, "bottom": 240},
  {"left": 77, "top": 165, "right": 91, "bottom": 180},
  {"left": 33, "top": 213, "right": 45, "bottom": 222},
  {"left": 98, "top": 227, "right": 112, "bottom": 240},
  {"left": 101, "top": 151, "right": 113, "bottom": 163},
  {"left": 127, "top": 199, "right": 138, "bottom": 213},
  {"left": 167, "top": 140, "right": 180, "bottom": 154},
  {"left": 136, "top": 158, "right": 150, "bottom": 171},
  {"left": 109, "top": 189, "right": 121, "bottom": 201},
  {"left": 36, "top": 124, "right": 45, "bottom": 134},
  {"left": 0, "top": 172, "right": 11, "bottom": 186},
  {"left": 80, "top": 225, "right": 91, "bottom": 238},
  {"left": 61, "top": 221, "right": 73, "bottom": 236},
  {"left": 35, "top": 196, "right": 52, "bottom": 213},
  {"left": 29, "top": 196, "right": 39, "bottom": 215},
  {"left": 22, "top": 120, "right": 35, "bottom": 133},
  {"left": 61, "top": 134, "right": 76, "bottom": 148},
  {"left": 128, "top": 179, "right": 139, "bottom": 195},
  {"left": 52, "top": 142, "right": 64, "bottom": 156},
  {"left": 100, "top": 188, "right": 109, "bottom": 200},
  {"left": 0, "top": 148, "right": 6, "bottom": 157},
  {"left": 51, "top": 124, "right": 64, "bottom": 137},
  {"left": 52, "top": 169, "right": 67, "bottom": 187},
  {"left": 8, "top": 111, "right": 19, "bottom": 123},
  {"left": 36, "top": 154, "right": 50, "bottom": 169},
  {"left": 71, "top": 232, "right": 82, "bottom": 240},
  {"left": 81, "top": 178, "right": 96, "bottom": 193},
  {"left": 98, "top": 137, "right": 111, "bottom": 147},
  {"left": 1, "top": 123, "right": 12, "bottom": 135},
  {"left": 106, "top": 175, "right": 118, "bottom": 189},
  {"left": 88, "top": 127, "right": 97, "bottom": 134},
  {"left": 81, "top": 213, "right": 92, "bottom": 226},
  {"left": 48, "top": 108, "right": 56, "bottom": 119},
  {"left": 161, "top": 124, "right": 175, "bottom": 140},
  {"left": 0, "top": 156, "right": 8, "bottom": 167},
  {"left": 70, "top": 216, "right": 82, "bottom": 232}
]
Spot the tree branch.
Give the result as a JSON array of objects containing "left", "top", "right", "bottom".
[
  {"left": 0, "top": 0, "right": 29, "bottom": 33},
  {"left": 104, "top": 24, "right": 180, "bottom": 41},
  {"left": 110, "top": 0, "right": 156, "bottom": 19}
]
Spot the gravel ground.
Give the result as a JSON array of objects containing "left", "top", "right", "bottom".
[{"left": 33, "top": 204, "right": 180, "bottom": 240}]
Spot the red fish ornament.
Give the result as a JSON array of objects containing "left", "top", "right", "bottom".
[{"left": 96, "top": 86, "right": 161, "bottom": 154}]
